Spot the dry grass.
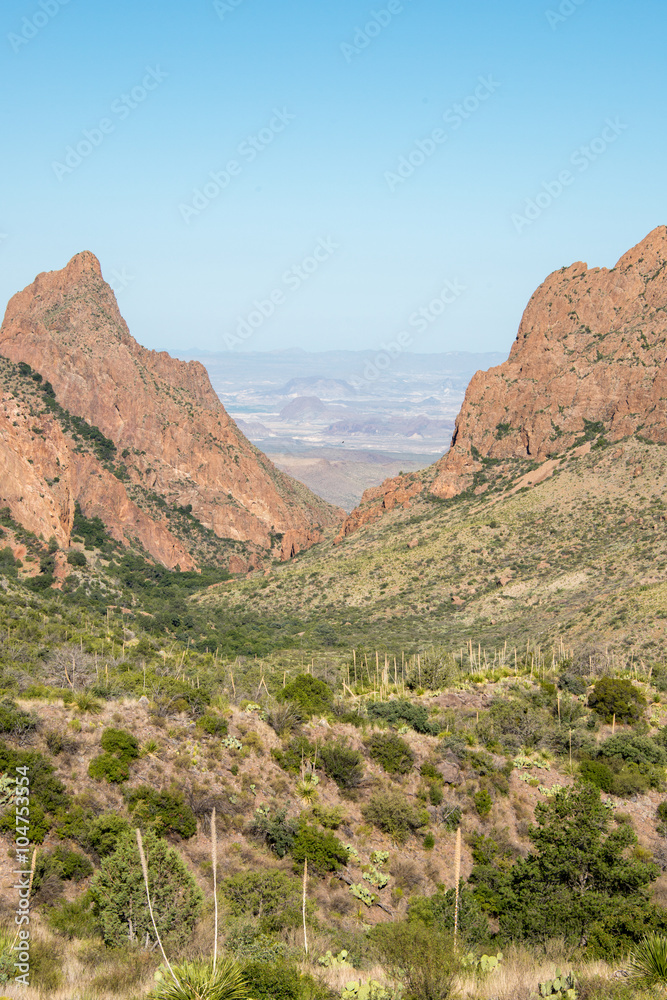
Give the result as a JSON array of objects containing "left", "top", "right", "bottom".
[{"left": 456, "top": 943, "right": 616, "bottom": 1000}]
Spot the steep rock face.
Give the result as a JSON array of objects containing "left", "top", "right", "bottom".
[
  {"left": 0, "top": 373, "right": 195, "bottom": 569},
  {"left": 0, "top": 253, "right": 342, "bottom": 567},
  {"left": 336, "top": 226, "right": 667, "bottom": 536},
  {"left": 432, "top": 225, "right": 667, "bottom": 496},
  {"left": 334, "top": 475, "right": 423, "bottom": 542}
]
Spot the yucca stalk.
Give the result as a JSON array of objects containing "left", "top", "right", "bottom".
[
  {"left": 211, "top": 808, "right": 218, "bottom": 973},
  {"left": 453, "top": 827, "right": 461, "bottom": 947},
  {"left": 136, "top": 829, "right": 181, "bottom": 988},
  {"left": 150, "top": 958, "right": 250, "bottom": 1000},
  {"left": 628, "top": 933, "right": 667, "bottom": 987}
]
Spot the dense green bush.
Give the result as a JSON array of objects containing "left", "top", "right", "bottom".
[
  {"left": 249, "top": 807, "right": 297, "bottom": 858},
  {"left": 362, "top": 790, "right": 426, "bottom": 843},
  {"left": 242, "top": 961, "right": 332, "bottom": 1000},
  {"left": 88, "top": 752, "right": 129, "bottom": 784},
  {"left": 100, "top": 727, "right": 140, "bottom": 761},
  {"left": 220, "top": 870, "right": 302, "bottom": 925},
  {"left": 196, "top": 713, "right": 229, "bottom": 737},
  {"left": 598, "top": 733, "right": 667, "bottom": 766},
  {"left": 367, "top": 700, "right": 439, "bottom": 734},
  {"left": 580, "top": 759, "right": 614, "bottom": 793},
  {"left": 0, "top": 546, "right": 17, "bottom": 577},
  {"left": 66, "top": 550, "right": 87, "bottom": 568},
  {"left": 319, "top": 739, "right": 364, "bottom": 790},
  {"left": 89, "top": 830, "right": 202, "bottom": 948},
  {"left": 588, "top": 678, "right": 646, "bottom": 724},
  {"left": 33, "top": 846, "right": 93, "bottom": 893},
  {"left": 291, "top": 823, "right": 348, "bottom": 875},
  {"left": 271, "top": 734, "right": 317, "bottom": 773},
  {"left": 487, "top": 696, "right": 549, "bottom": 751},
  {"left": 125, "top": 786, "right": 197, "bottom": 839},
  {"left": 558, "top": 671, "right": 587, "bottom": 696},
  {"left": 367, "top": 732, "right": 415, "bottom": 774},
  {"left": 371, "top": 921, "right": 460, "bottom": 1000},
  {"left": 0, "top": 741, "right": 68, "bottom": 842},
  {"left": 58, "top": 807, "right": 132, "bottom": 857},
  {"left": 0, "top": 699, "right": 38, "bottom": 736},
  {"left": 277, "top": 674, "right": 333, "bottom": 717}
]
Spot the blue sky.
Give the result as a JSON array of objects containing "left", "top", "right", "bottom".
[{"left": 1, "top": 0, "right": 665, "bottom": 356}]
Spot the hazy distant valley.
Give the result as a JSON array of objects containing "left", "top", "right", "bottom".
[{"left": 175, "top": 348, "right": 506, "bottom": 509}]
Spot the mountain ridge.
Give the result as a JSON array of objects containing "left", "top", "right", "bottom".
[{"left": 0, "top": 252, "right": 342, "bottom": 571}]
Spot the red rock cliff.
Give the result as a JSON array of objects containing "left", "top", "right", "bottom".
[{"left": 0, "top": 253, "right": 342, "bottom": 568}]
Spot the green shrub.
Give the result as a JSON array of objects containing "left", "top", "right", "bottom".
[
  {"left": 271, "top": 734, "right": 317, "bottom": 773},
  {"left": 291, "top": 823, "right": 348, "bottom": 875},
  {"left": 0, "top": 546, "right": 17, "bottom": 577},
  {"left": 474, "top": 789, "right": 493, "bottom": 818},
  {"left": 598, "top": 734, "right": 667, "bottom": 766},
  {"left": 221, "top": 870, "right": 302, "bottom": 926},
  {"left": 423, "top": 833, "right": 435, "bottom": 851},
  {"left": 362, "top": 790, "right": 425, "bottom": 843},
  {"left": 196, "top": 713, "right": 229, "bottom": 737},
  {"left": 367, "top": 732, "right": 415, "bottom": 774},
  {"left": 310, "top": 804, "right": 346, "bottom": 829},
  {"left": 33, "top": 846, "right": 93, "bottom": 892},
  {"left": 319, "top": 739, "right": 364, "bottom": 790},
  {"left": 47, "top": 894, "right": 100, "bottom": 940},
  {"left": 0, "top": 699, "right": 38, "bottom": 736},
  {"left": 580, "top": 759, "right": 614, "bottom": 793},
  {"left": 242, "top": 961, "right": 331, "bottom": 1000},
  {"left": 125, "top": 786, "right": 197, "bottom": 839},
  {"left": 408, "top": 886, "right": 490, "bottom": 948},
  {"left": 55, "top": 806, "right": 131, "bottom": 857},
  {"left": 372, "top": 922, "right": 460, "bottom": 1000},
  {"left": 368, "top": 700, "right": 439, "bottom": 734},
  {"left": 249, "top": 807, "right": 297, "bottom": 858},
  {"left": 0, "top": 742, "right": 68, "bottom": 842},
  {"left": 66, "top": 550, "right": 87, "bottom": 567},
  {"left": 89, "top": 830, "right": 202, "bottom": 948},
  {"left": 588, "top": 678, "right": 646, "bottom": 724},
  {"left": 88, "top": 752, "right": 129, "bottom": 784},
  {"left": 278, "top": 674, "right": 333, "bottom": 717},
  {"left": 100, "top": 727, "right": 140, "bottom": 761},
  {"left": 558, "top": 672, "right": 587, "bottom": 696}
]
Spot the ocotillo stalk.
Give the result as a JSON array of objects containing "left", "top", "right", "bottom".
[
  {"left": 453, "top": 827, "right": 461, "bottom": 947},
  {"left": 302, "top": 858, "right": 309, "bottom": 956},
  {"left": 136, "top": 830, "right": 180, "bottom": 987},
  {"left": 211, "top": 808, "right": 218, "bottom": 973}
]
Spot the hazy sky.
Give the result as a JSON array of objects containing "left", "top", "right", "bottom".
[{"left": 1, "top": 0, "right": 664, "bottom": 356}]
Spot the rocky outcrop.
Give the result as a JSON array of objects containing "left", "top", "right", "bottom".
[
  {"left": 0, "top": 253, "right": 343, "bottom": 568},
  {"left": 432, "top": 225, "right": 667, "bottom": 497},
  {"left": 338, "top": 226, "right": 667, "bottom": 535},
  {"left": 335, "top": 475, "right": 423, "bottom": 542}
]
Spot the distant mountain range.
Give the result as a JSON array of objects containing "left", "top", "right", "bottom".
[{"left": 173, "top": 347, "right": 507, "bottom": 509}]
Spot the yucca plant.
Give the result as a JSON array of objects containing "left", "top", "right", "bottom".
[
  {"left": 150, "top": 958, "right": 250, "bottom": 1000},
  {"left": 628, "top": 933, "right": 667, "bottom": 988}
]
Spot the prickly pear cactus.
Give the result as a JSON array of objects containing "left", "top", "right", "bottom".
[
  {"left": 534, "top": 968, "right": 577, "bottom": 998},
  {"left": 340, "top": 980, "right": 391, "bottom": 1000},
  {"left": 461, "top": 951, "right": 503, "bottom": 976},
  {"left": 319, "top": 949, "right": 354, "bottom": 969},
  {"left": 349, "top": 882, "right": 376, "bottom": 907}
]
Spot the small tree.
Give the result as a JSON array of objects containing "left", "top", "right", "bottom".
[
  {"left": 491, "top": 784, "right": 660, "bottom": 949},
  {"left": 588, "top": 677, "right": 646, "bottom": 724},
  {"left": 89, "top": 830, "right": 202, "bottom": 948}
]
